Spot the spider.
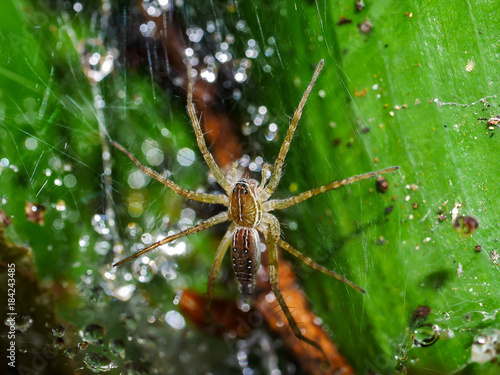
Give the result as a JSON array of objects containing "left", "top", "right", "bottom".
[{"left": 112, "top": 60, "right": 399, "bottom": 355}]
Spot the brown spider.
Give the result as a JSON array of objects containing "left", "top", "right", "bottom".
[{"left": 112, "top": 60, "right": 399, "bottom": 354}]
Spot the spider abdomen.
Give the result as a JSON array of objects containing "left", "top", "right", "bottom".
[{"left": 231, "top": 227, "right": 261, "bottom": 295}]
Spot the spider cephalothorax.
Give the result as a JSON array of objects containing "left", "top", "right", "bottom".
[
  {"left": 112, "top": 60, "right": 399, "bottom": 356},
  {"left": 229, "top": 179, "right": 262, "bottom": 227}
]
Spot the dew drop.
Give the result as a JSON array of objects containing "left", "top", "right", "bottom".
[
  {"left": 125, "top": 222, "right": 143, "bottom": 239},
  {"left": 13, "top": 313, "right": 33, "bottom": 332},
  {"left": 186, "top": 26, "right": 204, "bottom": 42},
  {"left": 471, "top": 328, "right": 500, "bottom": 364},
  {"left": 108, "top": 338, "right": 126, "bottom": 359},
  {"left": 132, "top": 257, "right": 157, "bottom": 283},
  {"left": 63, "top": 174, "right": 77, "bottom": 187},
  {"left": 52, "top": 324, "right": 65, "bottom": 338},
  {"left": 128, "top": 170, "right": 149, "bottom": 189},
  {"left": 64, "top": 346, "right": 80, "bottom": 359},
  {"left": 165, "top": 310, "right": 186, "bottom": 330},
  {"left": 161, "top": 261, "right": 178, "bottom": 280},
  {"left": 177, "top": 147, "right": 195, "bottom": 167},
  {"left": 73, "top": 3, "right": 83, "bottom": 12},
  {"left": 25, "top": 137, "right": 38, "bottom": 150},
  {"left": 114, "top": 284, "right": 136, "bottom": 301},
  {"left": 91, "top": 214, "right": 111, "bottom": 235},
  {"left": 94, "top": 240, "right": 111, "bottom": 255},
  {"left": 54, "top": 337, "right": 65, "bottom": 350},
  {"left": 83, "top": 352, "right": 117, "bottom": 373},
  {"left": 55, "top": 200, "right": 66, "bottom": 211},
  {"left": 81, "top": 324, "right": 105, "bottom": 345}
]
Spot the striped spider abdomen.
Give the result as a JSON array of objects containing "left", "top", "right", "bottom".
[{"left": 231, "top": 227, "right": 261, "bottom": 295}]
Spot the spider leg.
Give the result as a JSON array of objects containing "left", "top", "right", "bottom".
[
  {"left": 264, "top": 166, "right": 399, "bottom": 212},
  {"left": 186, "top": 63, "right": 232, "bottom": 193},
  {"left": 256, "top": 163, "right": 272, "bottom": 194},
  {"left": 113, "top": 211, "right": 228, "bottom": 267},
  {"left": 112, "top": 141, "right": 228, "bottom": 206},
  {"left": 230, "top": 160, "right": 239, "bottom": 184},
  {"left": 260, "top": 60, "right": 324, "bottom": 201},
  {"left": 204, "top": 224, "right": 234, "bottom": 324},
  {"left": 265, "top": 213, "right": 365, "bottom": 293},
  {"left": 267, "top": 223, "right": 328, "bottom": 361}
]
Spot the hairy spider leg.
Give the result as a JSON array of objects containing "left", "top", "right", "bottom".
[
  {"left": 257, "top": 163, "right": 272, "bottom": 195},
  {"left": 263, "top": 166, "right": 400, "bottom": 212},
  {"left": 186, "top": 63, "right": 232, "bottom": 193},
  {"left": 265, "top": 213, "right": 365, "bottom": 293},
  {"left": 267, "top": 230, "right": 328, "bottom": 362},
  {"left": 113, "top": 212, "right": 228, "bottom": 267},
  {"left": 230, "top": 160, "right": 239, "bottom": 184},
  {"left": 260, "top": 60, "right": 325, "bottom": 201},
  {"left": 204, "top": 225, "right": 234, "bottom": 324},
  {"left": 111, "top": 141, "right": 228, "bottom": 206}
]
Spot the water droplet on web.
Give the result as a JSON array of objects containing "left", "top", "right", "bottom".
[
  {"left": 146, "top": 147, "right": 164, "bottom": 166},
  {"left": 79, "top": 40, "right": 117, "bottom": 85},
  {"left": 83, "top": 352, "right": 117, "bottom": 372},
  {"left": 177, "top": 147, "right": 195, "bottom": 167},
  {"left": 236, "top": 20, "right": 248, "bottom": 32},
  {"left": 92, "top": 214, "right": 111, "bottom": 235},
  {"left": 181, "top": 207, "right": 196, "bottom": 223},
  {"left": 200, "top": 67, "right": 217, "bottom": 83},
  {"left": 141, "top": 233, "right": 153, "bottom": 244},
  {"left": 63, "top": 346, "right": 80, "bottom": 359},
  {"left": 108, "top": 338, "right": 126, "bottom": 359},
  {"left": 73, "top": 2, "right": 83, "bottom": 12},
  {"left": 126, "top": 222, "right": 143, "bottom": 239},
  {"left": 94, "top": 240, "right": 111, "bottom": 255},
  {"left": 165, "top": 310, "right": 185, "bottom": 330},
  {"left": 79, "top": 235, "right": 90, "bottom": 251},
  {"left": 158, "top": 235, "right": 186, "bottom": 255},
  {"left": 471, "top": 328, "right": 500, "bottom": 364},
  {"left": 132, "top": 257, "right": 157, "bottom": 283},
  {"left": 245, "top": 39, "right": 259, "bottom": 58},
  {"left": 53, "top": 337, "right": 65, "bottom": 350},
  {"left": 161, "top": 261, "right": 178, "bottom": 280},
  {"left": 10, "top": 313, "right": 33, "bottom": 332},
  {"left": 52, "top": 324, "right": 65, "bottom": 338},
  {"left": 81, "top": 324, "right": 105, "bottom": 345},
  {"left": 25, "top": 137, "right": 38, "bottom": 150},
  {"left": 187, "top": 26, "right": 204, "bottom": 42},
  {"left": 63, "top": 174, "right": 77, "bottom": 187},
  {"left": 113, "top": 284, "right": 136, "bottom": 301},
  {"left": 412, "top": 324, "right": 441, "bottom": 347},
  {"left": 128, "top": 170, "right": 149, "bottom": 189}
]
